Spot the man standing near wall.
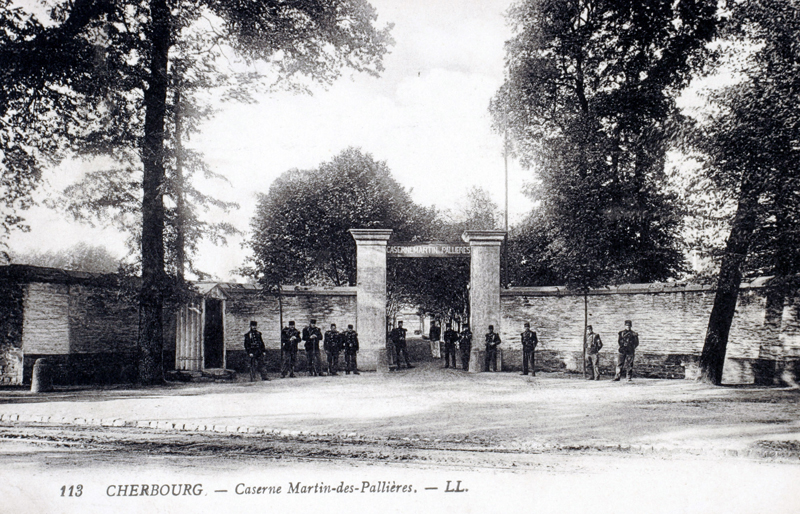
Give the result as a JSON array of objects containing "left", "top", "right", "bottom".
[
  {"left": 324, "top": 323, "right": 342, "bottom": 376},
  {"left": 389, "top": 321, "right": 413, "bottom": 369},
  {"left": 521, "top": 322, "right": 538, "bottom": 376},
  {"left": 429, "top": 320, "right": 441, "bottom": 343},
  {"left": 303, "top": 319, "right": 324, "bottom": 376},
  {"left": 459, "top": 323, "right": 472, "bottom": 371},
  {"left": 280, "top": 320, "right": 300, "bottom": 378},
  {"left": 584, "top": 325, "right": 603, "bottom": 380},
  {"left": 485, "top": 325, "right": 501, "bottom": 372},
  {"left": 442, "top": 322, "right": 459, "bottom": 369},
  {"left": 244, "top": 321, "right": 268, "bottom": 382},
  {"left": 614, "top": 320, "right": 639, "bottom": 382},
  {"left": 343, "top": 324, "right": 360, "bottom": 375}
]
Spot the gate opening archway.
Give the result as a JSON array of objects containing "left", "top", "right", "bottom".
[{"left": 350, "top": 229, "right": 505, "bottom": 372}]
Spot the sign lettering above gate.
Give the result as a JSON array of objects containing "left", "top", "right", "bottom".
[{"left": 386, "top": 243, "right": 470, "bottom": 258}]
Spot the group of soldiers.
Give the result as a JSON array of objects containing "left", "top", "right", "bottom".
[
  {"left": 427, "top": 320, "right": 511, "bottom": 373},
  {"left": 243, "top": 319, "right": 360, "bottom": 381},
  {"left": 427, "top": 319, "right": 640, "bottom": 380},
  {"left": 245, "top": 316, "right": 641, "bottom": 381}
]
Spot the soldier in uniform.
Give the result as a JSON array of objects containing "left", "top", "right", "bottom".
[
  {"left": 389, "top": 321, "right": 413, "bottom": 369},
  {"left": 302, "top": 319, "right": 324, "bottom": 376},
  {"left": 459, "top": 323, "right": 472, "bottom": 371},
  {"left": 280, "top": 320, "right": 300, "bottom": 378},
  {"left": 584, "top": 325, "right": 603, "bottom": 380},
  {"left": 614, "top": 320, "right": 639, "bottom": 382},
  {"left": 485, "top": 325, "right": 501, "bottom": 372},
  {"left": 442, "top": 322, "right": 459, "bottom": 368},
  {"left": 520, "top": 322, "right": 538, "bottom": 376},
  {"left": 324, "top": 323, "right": 342, "bottom": 376},
  {"left": 429, "top": 320, "right": 441, "bottom": 343},
  {"left": 243, "top": 321, "right": 268, "bottom": 381},
  {"left": 343, "top": 324, "right": 360, "bottom": 375}
]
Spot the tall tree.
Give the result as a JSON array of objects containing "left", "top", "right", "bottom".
[
  {"left": 492, "top": 0, "right": 717, "bottom": 289},
  {"left": 688, "top": 0, "right": 800, "bottom": 384},
  {"left": 0, "top": 0, "right": 392, "bottom": 384},
  {"left": 247, "top": 148, "right": 436, "bottom": 287}
]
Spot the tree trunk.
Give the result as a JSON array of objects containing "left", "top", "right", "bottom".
[
  {"left": 699, "top": 171, "right": 761, "bottom": 385},
  {"left": 583, "top": 292, "right": 587, "bottom": 379},
  {"left": 174, "top": 85, "right": 185, "bottom": 283},
  {"left": 138, "top": 0, "right": 170, "bottom": 385}
]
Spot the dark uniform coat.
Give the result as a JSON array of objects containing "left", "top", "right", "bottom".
[
  {"left": 244, "top": 329, "right": 266, "bottom": 357},
  {"left": 303, "top": 325, "right": 323, "bottom": 352},
  {"left": 281, "top": 326, "right": 300, "bottom": 353}
]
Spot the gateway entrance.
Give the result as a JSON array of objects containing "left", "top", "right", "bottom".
[{"left": 350, "top": 229, "right": 505, "bottom": 372}]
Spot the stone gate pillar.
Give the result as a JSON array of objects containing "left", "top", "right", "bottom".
[
  {"left": 463, "top": 230, "right": 506, "bottom": 372},
  {"left": 350, "top": 229, "right": 393, "bottom": 371}
]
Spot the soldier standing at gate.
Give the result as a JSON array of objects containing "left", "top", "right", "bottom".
[
  {"left": 280, "top": 320, "right": 300, "bottom": 378},
  {"left": 459, "top": 322, "right": 472, "bottom": 371},
  {"left": 343, "top": 324, "right": 360, "bottom": 374},
  {"left": 389, "top": 321, "right": 413, "bottom": 369},
  {"left": 442, "top": 322, "right": 459, "bottom": 368},
  {"left": 520, "top": 322, "right": 538, "bottom": 376},
  {"left": 485, "top": 325, "right": 501, "bottom": 372},
  {"left": 614, "top": 320, "right": 639, "bottom": 382},
  {"left": 584, "top": 325, "right": 603, "bottom": 380},
  {"left": 302, "top": 319, "right": 324, "bottom": 376},
  {"left": 324, "top": 323, "right": 342, "bottom": 376},
  {"left": 244, "top": 321, "right": 268, "bottom": 381}
]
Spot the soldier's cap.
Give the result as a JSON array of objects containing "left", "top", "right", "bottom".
[
  {"left": 288, "top": 321, "right": 295, "bottom": 326},
  {"left": 488, "top": 324, "right": 494, "bottom": 330},
  {"left": 347, "top": 324, "right": 353, "bottom": 329},
  {"left": 587, "top": 324, "right": 593, "bottom": 330},
  {"left": 250, "top": 320, "right": 257, "bottom": 326},
  {"left": 524, "top": 322, "right": 530, "bottom": 327},
  {"left": 398, "top": 321, "right": 403, "bottom": 324},
  {"left": 331, "top": 323, "right": 336, "bottom": 328},
  {"left": 310, "top": 319, "right": 316, "bottom": 324},
  {"left": 624, "top": 320, "right": 632, "bottom": 326}
]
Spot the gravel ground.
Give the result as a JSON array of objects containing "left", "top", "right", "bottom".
[{"left": 1, "top": 356, "right": 799, "bottom": 513}]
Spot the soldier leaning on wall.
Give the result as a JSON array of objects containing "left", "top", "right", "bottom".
[{"left": 584, "top": 325, "right": 603, "bottom": 380}]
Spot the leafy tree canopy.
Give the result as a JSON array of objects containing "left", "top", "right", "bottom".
[
  {"left": 493, "top": 0, "right": 717, "bottom": 288},
  {"left": 247, "top": 147, "right": 437, "bottom": 287}
]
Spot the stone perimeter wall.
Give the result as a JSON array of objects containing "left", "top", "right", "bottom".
[
  {"left": 498, "top": 283, "right": 800, "bottom": 384},
  {"left": 222, "top": 287, "right": 357, "bottom": 373}
]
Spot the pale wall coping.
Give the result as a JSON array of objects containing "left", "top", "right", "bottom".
[
  {"left": 502, "top": 278, "right": 775, "bottom": 297},
  {"left": 207, "top": 282, "right": 356, "bottom": 296}
]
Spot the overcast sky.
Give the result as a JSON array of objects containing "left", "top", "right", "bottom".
[{"left": 9, "top": 0, "right": 534, "bottom": 280}]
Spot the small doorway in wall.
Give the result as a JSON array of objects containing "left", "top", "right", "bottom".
[{"left": 203, "top": 299, "right": 224, "bottom": 369}]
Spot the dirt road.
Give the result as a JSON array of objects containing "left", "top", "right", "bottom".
[{"left": 2, "top": 361, "right": 799, "bottom": 512}]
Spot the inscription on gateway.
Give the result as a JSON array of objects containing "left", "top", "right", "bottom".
[{"left": 387, "top": 244, "right": 470, "bottom": 258}]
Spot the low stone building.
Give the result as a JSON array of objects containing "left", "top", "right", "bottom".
[
  {"left": 0, "top": 265, "right": 139, "bottom": 385},
  {"left": 0, "top": 265, "right": 357, "bottom": 385}
]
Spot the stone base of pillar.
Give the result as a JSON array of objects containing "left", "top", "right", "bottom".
[
  {"left": 360, "top": 348, "right": 381, "bottom": 372},
  {"left": 374, "top": 348, "right": 391, "bottom": 373},
  {"left": 430, "top": 340, "right": 441, "bottom": 358},
  {"left": 469, "top": 348, "right": 504, "bottom": 373}
]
